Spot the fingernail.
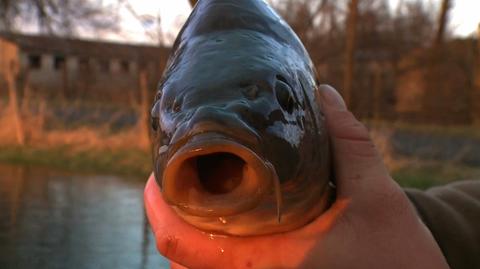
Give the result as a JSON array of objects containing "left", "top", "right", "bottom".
[{"left": 319, "top": 84, "right": 347, "bottom": 110}]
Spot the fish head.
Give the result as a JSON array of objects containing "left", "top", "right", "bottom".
[{"left": 151, "top": 0, "right": 332, "bottom": 236}]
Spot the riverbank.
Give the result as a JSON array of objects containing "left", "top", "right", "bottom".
[
  {"left": 1, "top": 143, "right": 479, "bottom": 189},
  {"left": 391, "top": 161, "right": 480, "bottom": 189},
  {"left": 369, "top": 122, "right": 480, "bottom": 189},
  {"left": 1, "top": 99, "right": 479, "bottom": 187},
  {"left": 0, "top": 97, "right": 152, "bottom": 179},
  {"left": 0, "top": 145, "right": 152, "bottom": 179}
]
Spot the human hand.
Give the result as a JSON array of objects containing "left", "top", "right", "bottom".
[{"left": 144, "top": 85, "right": 450, "bottom": 269}]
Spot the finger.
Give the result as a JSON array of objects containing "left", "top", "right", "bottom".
[
  {"left": 170, "top": 261, "right": 189, "bottom": 269},
  {"left": 144, "top": 175, "right": 219, "bottom": 268},
  {"left": 318, "top": 85, "right": 392, "bottom": 198},
  {"left": 145, "top": 174, "right": 250, "bottom": 268},
  {"left": 144, "top": 174, "right": 312, "bottom": 268}
]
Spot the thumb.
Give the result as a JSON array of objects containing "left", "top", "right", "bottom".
[{"left": 318, "top": 85, "right": 392, "bottom": 199}]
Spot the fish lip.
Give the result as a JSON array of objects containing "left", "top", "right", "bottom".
[{"left": 162, "top": 132, "right": 274, "bottom": 218}]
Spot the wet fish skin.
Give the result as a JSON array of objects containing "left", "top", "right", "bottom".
[{"left": 151, "top": 0, "right": 332, "bottom": 236}]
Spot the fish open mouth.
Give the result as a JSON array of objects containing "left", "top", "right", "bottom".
[
  {"left": 195, "top": 152, "right": 245, "bottom": 194},
  {"left": 162, "top": 133, "right": 276, "bottom": 217}
]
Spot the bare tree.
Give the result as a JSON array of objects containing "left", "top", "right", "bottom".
[
  {"left": 137, "top": 69, "right": 151, "bottom": 149},
  {"left": 475, "top": 23, "right": 480, "bottom": 125},
  {"left": 271, "top": 0, "right": 332, "bottom": 42},
  {"left": 0, "top": 40, "right": 25, "bottom": 144},
  {"left": 478, "top": 23, "right": 480, "bottom": 76},
  {"left": 189, "top": 0, "right": 198, "bottom": 8},
  {"left": 392, "top": 0, "right": 436, "bottom": 51},
  {"left": 270, "top": 0, "right": 344, "bottom": 69},
  {"left": 0, "top": 0, "right": 119, "bottom": 36},
  {"left": 344, "top": 0, "right": 359, "bottom": 108},
  {"left": 433, "top": 0, "right": 452, "bottom": 46},
  {"left": 123, "top": 1, "right": 165, "bottom": 45}
]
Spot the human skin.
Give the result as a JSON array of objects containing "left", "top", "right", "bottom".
[{"left": 144, "top": 85, "right": 450, "bottom": 269}]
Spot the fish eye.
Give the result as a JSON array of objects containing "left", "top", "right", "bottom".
[
  {"left": 275, "top": 80, "right": 295, "bottom": 114},
  {"left": 151, "top": 101, "right": 161, "bottom": 131}
]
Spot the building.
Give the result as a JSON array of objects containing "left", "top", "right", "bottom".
[{"left": 0, "top": 32, "right": 170, "bottom": 103}]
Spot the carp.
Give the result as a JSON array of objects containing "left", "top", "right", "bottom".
[{"left": 151, "top": 0, "right": 333, "bottom": 236}]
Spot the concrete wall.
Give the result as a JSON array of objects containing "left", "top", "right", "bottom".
[{"left": 16, "top": 50, "right": 163, "bottom": 103}]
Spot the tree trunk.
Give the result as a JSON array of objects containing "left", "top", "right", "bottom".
[
  {"left": 138, "top": 69, "right": 151, "bottom": 149},
  {"left": 433, "top": 0, "right": 451, "bottom": 46},
  {"left": 474, "top": 23, "right": 480, "bottom": 125},
  {"left": 477, "top": 23, "right": 480, "bottom": 87},
  {"left": 189, "top": 0, "right": 198, "bottom": 8},
  {"left": 372, "top": 63, "right": 383, "bottom": 122},
  {"left": 343, "top": 0, "right": 358, "bottom": 108},
  {"left": 6, "top": 71, "right": 25, "bottom": 145},
  {"left": 62, "top": 60, "right": 69, "bottom": 99}
]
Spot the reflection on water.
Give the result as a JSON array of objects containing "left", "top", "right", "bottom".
[{"left": 0, "top": 164, "right": 169, "bottom": 269}]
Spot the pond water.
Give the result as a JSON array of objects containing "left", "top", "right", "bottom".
[{"left": 0, "top": 164, "right": 170, "bottom": 269}]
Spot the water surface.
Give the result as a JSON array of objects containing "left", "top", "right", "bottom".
[{"left": 0, "top": 164, "right": 169, "bottom": 269}]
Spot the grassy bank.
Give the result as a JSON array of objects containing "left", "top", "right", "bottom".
[
  {"left": 367, "top": 120, "right": 480, "bottom": 139},
  {"left": 1, "top": 144, "right": 478, "bottom": 189},
  {"left": 1, "top": 99, "right": 479, "bottom": 186},
  {"left": 0, "top": 145, "right": 152, "bottom": 179},
  {"left": 392, "top": 162, "right": 480, "bottom": 189},
  {"left": 0, "top": 97, "right": 152, "bottom": 179}
]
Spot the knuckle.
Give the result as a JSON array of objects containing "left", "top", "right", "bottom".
[
  {"left": 334, "top": 138, "right": 379, "bottom": 158},
  {"left": 156, "top": 235, "right": 179, "bottom": 259},
  {"left": 327, "top": 110, "right": 370, "bottom": 141}
]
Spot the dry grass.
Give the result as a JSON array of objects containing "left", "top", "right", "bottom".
[
  {"left": 0, "top": 96, "right": 151, "bottom": 177},
  {"left": 2, "top": 95, "right": 479, "bottom": 184},
  {"left": 1, "top": 96, "right": 150, "bottom": 151},
  {"left": 41, "top": 126, "right": 149, "bottom": 151}
]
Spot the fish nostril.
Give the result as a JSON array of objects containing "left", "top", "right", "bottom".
[
  {"left": 225, "top": 101, "right": 254, "bottom": 120},
  {"left": 242, "top": 85, "right": 259, "bottom": 100},
  {"left": 192, "top": 102, "right": 252, "bottom": 122},
  {"left": 276, "top": 74, "right": 289, "bottom": 84},
  {"left": 171, "top": 97, "right": 183, "bottom": 113}
]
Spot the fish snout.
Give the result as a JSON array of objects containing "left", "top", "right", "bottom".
[
  {"left": 162, "top": 132, "right": 274, "bottom": 218},
  {"left": 172, "top": 104, "right": 261, "bottom": 146},
  {"left": 190, "top": 102, "right": 256, "bottom": 127}
]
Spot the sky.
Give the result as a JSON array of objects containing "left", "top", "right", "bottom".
[
  {"left": 447, "top": 0, "right": 480, "bottom": 36},
  {"left": 102, "top": 0, "right": 480, "bottom": 45}
]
